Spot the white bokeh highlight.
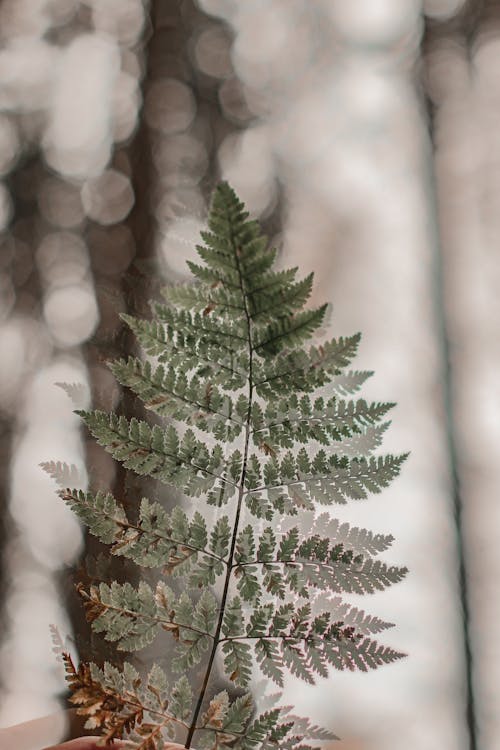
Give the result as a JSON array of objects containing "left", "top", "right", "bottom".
[
  {"left": 43, "top": 34, "right": 121, "bottom": 178},
  {"left": 0, "top": 357, "right": 88, "bottom": 734}
]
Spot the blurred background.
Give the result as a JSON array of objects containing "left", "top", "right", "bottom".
[{"left": 0, "top": 1, "right": 498, "bottom": 749}]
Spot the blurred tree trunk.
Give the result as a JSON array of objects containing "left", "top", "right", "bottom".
[
  {"left": 0, "top": 417, "right": 11, "bottom": 639},
  {"left": 421, "top": 3, "right": 488, "bottom": 749},
  {"left": 64, "top": 2, "right": 161, "bottom": 666}
]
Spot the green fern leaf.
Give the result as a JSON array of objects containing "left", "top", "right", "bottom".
[
  {"left": 110, "top": 357, "right": 244, "bottom": 441},
  {"left": 328, "top": 598, "right": 395, "bottom": 635},
  {"left": 222, "top": 596, "right": 245, "bottom": 639},
  {"left": 77, "top": 410, "right": 238, "bottom": 501},
  {"left": 61, "top": 489, "right": 228, "bottom": 575},
  {"left": 246, "top": 451, "right": 407, "bottom": 515},
  {"left": 222, "top": 693, "right": 254, "bottom": 733},
  {"left": 255, "top": 638, "right": 284, "bottom": 686},
  {"left": 121, "top": 312, "right": 247, "bottom": 391},
  {"left": 253, "top": 333, "right": 361, "bottom": 399},
  {"left": 249, "top": 273, "right": 314, "bottom": 322},
  {"left": 163, "top": 280, "right": 245, "bottom": 317},
  {"left": 222, "top": 639, "right": 253, "bottom": 688},
  {"left": 153, "top": 304, "right": 247, "bottom": 353},
  {"left": 58, "top": 182, "right": 407, "bottom": 749},
  {"left": 172, "top": 590, "right": 217, "bottom": 672},
  {"left": 220, "top": 597, "right": 253, "bottom": 686},
  {"left": 254, "top": 305, "right": 328, "bottom": 356},
  {"left": 253, "top": 393, "right": 394, "bottom": 450},
  {"left": 209, "top": 515, "right": 231, "bottom": 558},
  {"left": 170, "top": 675, "right": 193, "bottom": 721},
  {"left": 78, "top": 581, "right": 217, "bottom": 658}
]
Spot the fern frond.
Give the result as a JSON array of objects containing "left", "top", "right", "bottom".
[
  {"left": 77, "top": 410, "right": 239, "bottom": 502},
  {"left": 222, "top": 604, "right": 405, "bottom": 685},
  {"left": 152, "top": 304, "right": 248, "bottom": 353},
  {"left": 171, "top": 591, "right": 218, "bottom": 672},
  {"left": 186, "top": 259, "right": 240, "bottom": 288},
  {"left": 40, "top": 460, "right": 85, "bottom": 489},
  {"left": 163, "top": 281, "right": 245, "bottom": 316},
  {"left": 254, "top": 305, "right": 328, "bottom": 356},
  {"left": 248, "top": 273, "right": 314, "bottom": 322},
  {"left": 334, "top": 422, "right": 389, "bottom": 458},
  {"left": 61, "top": 489, "right": 228, "bottom": 578},
  {"left": 121, "top": 313, "right": 247, "bottom": 391},
  {"left": 246, "top": 267, "right": 299, "bottom": 297},
  {"left": 251, "top": 394, "right": 394, "bottom": 450},
  {"left": 63, "top": 654, "right": 187, "bottom": 746},
  {"left": 253, "top": 333, "right": 361, "bottom": 398},
  {"left": 110, "top": 357, "right": 244, "bottom": 441},
  {"left": 232, "top": 704, "right": 337, "bottom": 750},
  {"left": 298, "top": 511, "right": 396, "bottom": 556},
  {"left": 221, "top": 597, "right": 253, "bottom": 687},
  {"left": 59, "top": 182, "right": 407, "bottom": 749},
  {"left": 235, "top": 556, "right": 407, "bottom": 600},
  {"left": 326, "top": 597, "right": 395, "bottom": 635},
  {"left": 330, "top": 369, "right": 374, "bottom": 395},
  {"left": 78, "top": 580, "right": 216, "bottom": 662},
  {"left": 245, "top": 452, "right": 407, "bottom": 517}
]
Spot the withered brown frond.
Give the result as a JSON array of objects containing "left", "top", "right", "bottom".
[{"left": 62, "top": 653, "right": 172, "bottom": 748}]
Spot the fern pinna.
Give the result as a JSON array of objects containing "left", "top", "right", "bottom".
[{"left": 59, "top": 183, "right": 407, "bottom": 749}]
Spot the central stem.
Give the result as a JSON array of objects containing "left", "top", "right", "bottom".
[{"left": 185, "top": 242, "right": 254, "bottom": 748}]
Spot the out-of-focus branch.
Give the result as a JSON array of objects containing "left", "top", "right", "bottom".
[{"left": 421, "top": 3, "right": 489, "bottom": 749}]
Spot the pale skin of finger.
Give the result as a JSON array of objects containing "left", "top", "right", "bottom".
[
  {"left": 0, "top": 714, "right": 130, "bottom": 750},
  {"left": 0, "top": 713, "right": 361, "bottom": 750},
  {"left": 41, "top": 740, "right": 126, "bottom": 750},
  {"left": 42, "top": 742, "right": 186, "bottom": 750},
  {"left": 47, "top": 742, "right": 190, "bottom": 749}
]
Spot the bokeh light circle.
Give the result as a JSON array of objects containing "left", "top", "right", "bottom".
[
  {"left": 144, "top": 79, "right": 196, "bottom": 134},
  {"left": 81, "top": 169, "right": 135, "bottom": 226},
  {"left": 37, "top": 232, "right": 89, "bottom": 287},
  {"left": 43, "top": 284, "right": 99, "bottom": 347},
  {"left": 90, "top": 0, "right": 145, "bottom": 47},
  {"left": 424, "top": 0, "right": 465, "bottom": 20},
  {"left": 112, "top": 71, "right": 140, "bottom": 143},
  {"left": 193, "top": 24, "right": 233, "bottom": 78},
  {"left": 328, "top": 0, "right": 420, "bottom": 45},
  {"left": 38, "top": 177, "right": 85, "bottom": 228},
  {"left": 158, "top": 216, "right": 205, "bottom": 278}
]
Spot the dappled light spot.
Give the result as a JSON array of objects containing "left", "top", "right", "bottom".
[
  {"left": 424, "top": 0, "right": 466, "bottom": 20},
  {"left": 43, "top": 284, "right": 98, "bottom": 347},
  {"left": 81, "top": 169, "right": 135, "bottom": 226},
  {"left": 0, "top": 37, "right": 57, "bottom": 112},
  {"left": 145, "top": 78, "right": 196, "bottom": 135},
  {"left": 218, "top": 76, "right": 254, "bottom": 124},
  {"left": 193, "top": 24, "right": 233, "bottom": 79},
  {"left": 38, "top": 177, "right": 85, "bottom": 229},
  {"left": 36, "top": 232, "right": 89, "bottom": 288},
  {"left": 158, "top": 216, "right": 205, "bottom": 279},
  {"left": 89, "top": 0, "right": 146, "bottom": 48},
  {"left": 218, "top": 128, "right": 276, "bottom": 216},
  {"left": 43, "top": 34, "right": 120, "bottom": 179},
  {"left": 111, "top": 70, "right": 141, "bottom": 144}
]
